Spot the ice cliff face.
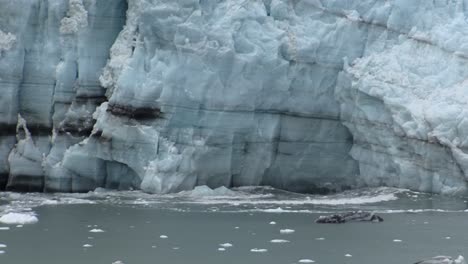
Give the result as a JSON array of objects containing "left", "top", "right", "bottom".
[{"left": 1, "top": 0, "right": 468, "bottom": 195}]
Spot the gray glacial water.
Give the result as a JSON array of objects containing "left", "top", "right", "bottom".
[{"left": 0, "top": 187, "right": 467, "bottom": 264}]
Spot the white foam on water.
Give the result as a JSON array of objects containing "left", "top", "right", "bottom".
[
  {"left": 83, "top": 244, "right": 93, "bottom": 248},
  {"left": 270, "top": 239, "right": 289, "bottom": 243},
  {"left": 0, "top": 250, "right": 5, "bottom": 254},
  {"left": 345, "top": 254, "right": 352, "bottom": 257},
  {"left": 393, "top": 239, "right": 403, "bottom": 242},
  {"left": 280, "top": 229, "right": 295, "bottom": 234},
  {"left": 250, "top": 248, "right": 268, "bottom": 253},
  {"left": 269, "top": 221, "right": 276, "bottom": 225},
  {"left": 0, "top": 244, "right": 6, "bottom": 248},
  {"left": 89, "top": 229, "right": 105, "bottom": 233},
  {"left": 298, "top": 259, "right": 315, "bottom": 263},
  {"left": 315, "top": 237, "right": 325, "bottom": 240},
  {"left": 160, "top": 235, "right": 168, "bottom": 239},
  {"left": 16, "top": 225, "right": 23, "bottom": 228},
  {"left": 0, "top": 213, "right": 38, "bottom": 224},
  {"left": 0, "top": 227, "right": 9, "bottom": 230}
]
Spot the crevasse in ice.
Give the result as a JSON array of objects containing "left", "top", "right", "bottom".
[{"left": 0, "top": 0, "right": 467, "bottom": 194}]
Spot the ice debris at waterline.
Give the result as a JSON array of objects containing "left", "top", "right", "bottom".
[
  {"left": 2, "top": 0, "right": 468, "bottom": 195},
  {"left": 315, "top": 211, "right": 384, "bottom": 224},
  {"left": 0, "top": 213, "right": 38, "bottom": 225}
]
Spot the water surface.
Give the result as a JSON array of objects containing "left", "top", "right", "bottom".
[{"left": 0, "top": 187, "right": 466, "bottom": 264}]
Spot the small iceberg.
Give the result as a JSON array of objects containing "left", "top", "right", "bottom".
[{"left": 0, "top": 212, "right": 38, "bottom": 225}]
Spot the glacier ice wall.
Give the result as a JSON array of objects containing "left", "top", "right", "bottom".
[{"left": 1, "top": 0, "right": 468, "bottom": 194}]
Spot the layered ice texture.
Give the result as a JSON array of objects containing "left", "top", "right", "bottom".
[{"left": 1, "top": 0, "right": 468, "bottom": 195}]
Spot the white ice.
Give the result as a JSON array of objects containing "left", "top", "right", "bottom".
[{"left": 0, "top": 213, "right": 38, "bottom": 225}]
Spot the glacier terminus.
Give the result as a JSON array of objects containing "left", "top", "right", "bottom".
[{"left": 1, "top": 0, "right": 468, "bottom": 195}]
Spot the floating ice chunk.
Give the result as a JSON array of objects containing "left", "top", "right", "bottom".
[
  {"left": 112, "top": 261, "right": 125, "bottom": 264},
  {"left": 250, "top": 248, "right": 268, "bottom": 253},
  {"left": 270, "top": 239, "right": 290, "bottom": 243},
  {"left": 0, "top": 213, "right": 38, "bottom": 225},
  {"left": 179, "top": 185, "right": 238, "bottom": 197},
  {"left": 16, "top": 225, "right": 23, "bottom": 228},
  {"left": 280, "top": 229, "right": 295, "bottom": 234},
  {"left": 298, "top": 259, "right": 315, "bottom": 263},
  {"left": 0, "top": 244, "right": 6, "bottom": 248},
  {"left": 0, "top": 251, "right": 4, "bottom": 254},
  {"left": 235, "top": 227, "right": 240, "bottom": 229},
  {"left": 83, "top": 244, "right": 93, "bottom": 248},
  {"left": 151, "top": 245, "right": 157, "bottom": 248},
  {"left": 345, "top": 254, "right": 352, "bottom": 257},
  {"left": 269, "top": 221, "right": 276, "bottom": 225},
  {"left": 315, "top": 237, "right": 325, "bottom": 240},
  {"left": 415, "top": 255, "right": 466, "bottom": 264},
  {"left": 160, "top": 235, "right": 168, "bottom": 239},
  {"left": 220, "top": 243, "right": 233, "bottom": 247},
  {"left": 89, "top": 229, "right": 105, "bottom": 233},
  {"left": 0, "top": 227, "right": 9, "bottom": 231},
  {"left": 445, "top": 237, "right": 451, "bottom": 239},
  {"left": 172, "top": 247, "right": 180, "bottom": 250},
  {"left": 218, "top": 248, "right": 226, "bottom": 251},
  {"left": 393, "top": 239, "right": 402, "bottom": 242}
]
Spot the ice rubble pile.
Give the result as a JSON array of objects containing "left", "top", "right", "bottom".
[{"left": 0, "top": 0, "right": 468, "bottom": 195}]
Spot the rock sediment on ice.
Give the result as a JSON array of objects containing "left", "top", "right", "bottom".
[{"left": 1, "top": 0, "right": 468, "bottom": 194}]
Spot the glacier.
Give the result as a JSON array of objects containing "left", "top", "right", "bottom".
[{"left": 1, "top": 0, "right": 468, "bottom": 195}]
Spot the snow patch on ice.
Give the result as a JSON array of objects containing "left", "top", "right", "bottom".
[
  {"left": 0, "top": 30, "right": 16, "bottom": 52},
  {"left": 60, "top": 0, "right": 88, "bottom": 34}
]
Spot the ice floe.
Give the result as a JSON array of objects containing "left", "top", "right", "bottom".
[
  {"left": 298, "top": 259, "right": 315, "bottom": 263},
  {"left": 89, "top": 229, "right": 105, "bottom": 233},
  {"left": 270, "top": 239, "right": 290, "bottom": 243},
  {"left": 280, "top": 229, "right": 295, "bottom": 234},
  {"left": 250, "top": 248, "right": 268, "bottom": 253},
  {"left": 0, "top": 213, "right": 38, "bottom": 225},
  {"left": 219, "top": 243, "right": 233, "bottom": 247}
]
